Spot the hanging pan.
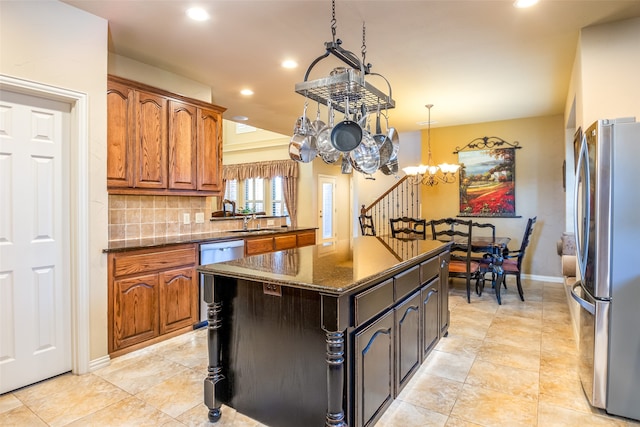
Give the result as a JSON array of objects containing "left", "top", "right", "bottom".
[{"left": 330, "top": 95, "right": 363, "bottom": 152}]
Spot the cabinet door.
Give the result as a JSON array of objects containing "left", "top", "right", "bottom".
[
  {"left": 168, "top": 100, "right": 197, "bottom": 190},
  {"left": 196, "top": 107, "right": 222, "bottom": 192},
  {"left": 134, "top": 90, "right": 167, "bottom": 188},
  {"left": 421, "top": 278, "right": 440, "bottom": 360},
  {"left": 159, "top": 267, "right": 198, "bottom": 334},
  {"left": 245, "top": 237, "right": 274, "bottom": 256},
  {"left": 107, "top": 81, "right": 134, "bottom": 188},
  {"left": 113, "top": 273, "right": 159, "bottom": 350},
  {"left": 354, "top": 310, "right": 394, "bottom": 427},
  {"left": 439, "top": 252, "right": 450, "bottom": 336},
  {"left": 395, "top": 291, "right": 421, "bottom": 394}
]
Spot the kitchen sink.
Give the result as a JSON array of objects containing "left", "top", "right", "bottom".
[{"left": 228, "top": 228, "right": 283, "bottom": 233}]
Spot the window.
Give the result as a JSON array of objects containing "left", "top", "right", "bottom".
[{"left": 225, "top": 177, "right": 288, "bottom": 219}]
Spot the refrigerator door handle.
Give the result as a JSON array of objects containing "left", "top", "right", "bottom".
[
  {"left": 571, "top": 281, "right": 595, "bottom": 315},
  {"left": 573, "top": 134, "right": 590, "bottom": 277}
]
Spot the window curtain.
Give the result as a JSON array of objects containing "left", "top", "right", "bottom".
[{"left": 221, "top": 160, "right": 299, "bottom": 226}]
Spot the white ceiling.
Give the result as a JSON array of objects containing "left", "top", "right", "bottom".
[{"left": 63, "top": 0, "right": 640, "bottom": 136}]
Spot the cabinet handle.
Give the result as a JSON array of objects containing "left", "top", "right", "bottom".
[{"left": 441, "top": 260, "right": 449, "bottom": 268}]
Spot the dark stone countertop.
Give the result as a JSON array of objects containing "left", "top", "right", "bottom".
[
  {"left": 197, "top": 236, "right": 449, "bottom": 295},
  {"left": 103, "top": 227, "right": 317, "bottom": 253}
]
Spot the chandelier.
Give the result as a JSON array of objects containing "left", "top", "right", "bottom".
[{"left": 403, "top": 104, "right": 460, "bottom": 186}]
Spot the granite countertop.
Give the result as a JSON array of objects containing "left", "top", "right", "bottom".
[
  {"left": 104, "top": 227, "right": 317, "bottom": 253},
  {"left": 197, "top": 236, "right": 449, "bottom": 295}
]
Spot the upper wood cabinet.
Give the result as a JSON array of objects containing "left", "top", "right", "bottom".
[{"left": 107, "top": 75, "right": 226, "bottom": 196}]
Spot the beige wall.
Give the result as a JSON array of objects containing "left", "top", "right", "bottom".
[
  {"left": 421, "top": 115, "right": 566, "bottom": 279},
  {"left": 1, "top": 1, "right": 109, "bottom": 361},
  {"left": 579, "top": 17, "right": 640, "bottom": 128}
]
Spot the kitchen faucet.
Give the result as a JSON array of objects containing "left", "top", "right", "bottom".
[{"left": 242, "top": 214, "right": 257, "bottom": 230}]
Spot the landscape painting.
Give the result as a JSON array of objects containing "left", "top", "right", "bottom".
[{"left": 458, "top": 148, "right": 516, "bottom": 217}]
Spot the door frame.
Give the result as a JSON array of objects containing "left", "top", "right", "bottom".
[
  {"left": 1, "top": 74, "right": 90, "bottom": 374},
  {"left": 318, "top": 174, "right": 337, "bottom": 243}
]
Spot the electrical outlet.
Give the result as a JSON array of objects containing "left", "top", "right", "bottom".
[
  {"left": 267, "top": 219, "right": 275, "bottom": 226},
  {"left": 195, "top": 212, "right": 205, "bottom": 224},
  {"left": 183, "top": 213, "right": 190, "bottom": 224}
]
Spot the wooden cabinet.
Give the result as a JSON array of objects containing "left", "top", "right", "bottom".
[
  {"left": 107, "top": 75, "right": 225, "bottom": 196},
  {"left": 354, "top": 310, "right": 394, "bottom": 427},
  {"left": 421, "top": 278, "right": 440, "bottom": 359},
  {"left": 352, "top": 251, "right": 447, "bottom": 427},
  {"left": 108, "top": 244, "right": 198, "bottom": 356},
  {"left": 439, "top": 252, "right": 451, "bottom": 337},
  {"left": 395, "top": 290, "right": 421, "bottom": 393},
  {"left": 245, "top": 230, "right": 317, "bottom": 256}
]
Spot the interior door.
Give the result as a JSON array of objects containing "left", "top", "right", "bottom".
[
  {"left": 318, "top": 175, "right": 337, "bottom": 243},
  {"left": 0, "top": 90, "right": 71, "bottom": 393}
]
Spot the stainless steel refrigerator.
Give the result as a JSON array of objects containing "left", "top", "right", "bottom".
[{"left": 571, "top": 117, "right": 640, "bottom": 421}]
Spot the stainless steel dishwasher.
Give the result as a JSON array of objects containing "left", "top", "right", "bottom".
[{"left": 197, "top": 240, "right": 245, "bottom": 327}]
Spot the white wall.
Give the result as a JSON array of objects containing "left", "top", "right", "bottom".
[{"left": 1, "top": 0, "right": 108, "bottom": 361}]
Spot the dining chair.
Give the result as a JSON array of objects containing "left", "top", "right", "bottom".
[
  {"left": 359, "top": 214, "right": 376, "bottom": 236},
  {"left": 389, "top": 217, "right": 427, "bottom": 239},
  {"left": 429, "top": 218, "right": 480, "bottom": 303},
  {"left": 501, "top": 216, "right": 537, "bottom": 301}
]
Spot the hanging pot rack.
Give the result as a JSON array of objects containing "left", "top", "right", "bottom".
[{"left": 294, "top": 1, "right": 395, "bottom": 115}]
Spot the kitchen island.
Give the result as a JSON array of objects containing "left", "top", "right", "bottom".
[{"left": 198, "top": 236, "right": 451, "bottom": 427}]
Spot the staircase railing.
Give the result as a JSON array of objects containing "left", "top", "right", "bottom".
[{"left": 360, "top": 176, "right": 421, "bottom": 237}]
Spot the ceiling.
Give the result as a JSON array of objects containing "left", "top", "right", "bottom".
[{"left": 63, "top": 0, "right": 640, "bottom": 136}]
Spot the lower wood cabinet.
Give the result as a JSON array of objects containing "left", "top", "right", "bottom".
[
  {"left": 108, "top": 243, "right": 198, "bottom": 356},
  {"left": 244, "top": 230, "right": 316, "bottom": 256}
]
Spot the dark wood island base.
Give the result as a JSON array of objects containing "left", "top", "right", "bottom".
[{"left": 199, "top": 237, "right": 450, "bottom": 427}]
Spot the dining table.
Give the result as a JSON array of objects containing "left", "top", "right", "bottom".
[{"left": 464, "top": 236, "right": 511, "bottom": 304}]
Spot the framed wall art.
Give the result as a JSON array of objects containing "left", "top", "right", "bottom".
[{"left": 454, "top": 136, "right": 521, "bottom": 218}]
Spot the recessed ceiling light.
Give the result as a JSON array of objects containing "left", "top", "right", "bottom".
[
  {"left": 514, "top": 0, "right": 539, "bottom": 8},
  {"left": 240, "top": 89, "right": 254, "bottom": 96},
  {"left": 231, "top": 115, "right": 249, "bottom": 121},
  {"left": 282, "top": 60, "right": 298, "bottom": 69},
  {"left": 186, "top": 7, "right": 209, "bottom": 21}
]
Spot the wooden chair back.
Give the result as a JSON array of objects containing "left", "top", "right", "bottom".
[
  {"left": 359, "top": 214, "right": 376, "bottom": 236},
  {"left": 389, "top": 217, "right": 427, "bottom": 239}
]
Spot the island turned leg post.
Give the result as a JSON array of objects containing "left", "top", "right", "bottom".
[
  {"left": 325, "top": 330, "right": 347, "bottom": 427},
  {"left": 203, "top": 275, "right": 224, "bottom": 422}
]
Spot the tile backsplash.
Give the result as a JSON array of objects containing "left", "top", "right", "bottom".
[{"left": 108, "top": 195, "right": 285, "bottom": 241}]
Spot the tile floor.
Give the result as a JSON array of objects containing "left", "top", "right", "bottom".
[{"left": 2, "top": 278, "right": 639, "bottom": 426}]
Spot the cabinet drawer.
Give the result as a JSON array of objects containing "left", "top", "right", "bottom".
[
  {"left": 274, "top": 234, "right": 297, "bottom": 250},
  {"left": 354, "top": 278, "right": 394, "bottom": 327},
  {"left": 394, "top": 265, "right": 420, "bottom": 302},
  {"left": 112, "top": 244, "right": 196, "bottom": 278},
  {"left": 245, "top": 237, "right": 274, "bottom": 255},
  {"left": 296, "top": 230, "right": 316, "bottom": 247},
  {"left": 420, "top": 256, "right": 440, "bottom": 284}
]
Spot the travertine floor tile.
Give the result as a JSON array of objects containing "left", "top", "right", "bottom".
[
  {"left": 435, "top": 333, "right": 484, "bottom": 359},
  {"left": 397, "top": 372, "right": 464, "bottom": 415},
  {"left": 376, "top": 399, "right": 448, "bottom": 427},
  {"left": 538, "top": 401, "right": 628, "bottom": 426},
  {"left": 136, "top": 368, "right": 202, "bottom": 418},
  {"left": 420, "top": 350, "right": 475, "bottom": 383},
  {"left": 0, "top": 393, "right": 23, "bottom": 415},
  {"left": 65, "top": 395, "right": 175, "bottom": 426},
  {"left": 465, "top": 360, "right": 539, "bottom": 401},
  {"left": 476, "top": 340, "right": 540, "bottom": 372},
  {"left": 450, "top": 383, "right": 538, "bottom": 427},
  {"left": 0, "top": 404, "right": 47, "bottom": 426}
]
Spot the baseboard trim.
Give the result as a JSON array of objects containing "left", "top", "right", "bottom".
[
  {"left": 89, "top": 355, "right": 111, "bottom": 372},
  {"left": 522, "top": 274, "right": 564, "bottom": 284}
]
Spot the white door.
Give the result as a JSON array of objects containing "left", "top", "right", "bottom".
[
  {"left": 318, "top": 175, "right": 337, "bottom": 243},
  {"left": 0, "top": 90, "right": 71, "bottom": 393}
]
